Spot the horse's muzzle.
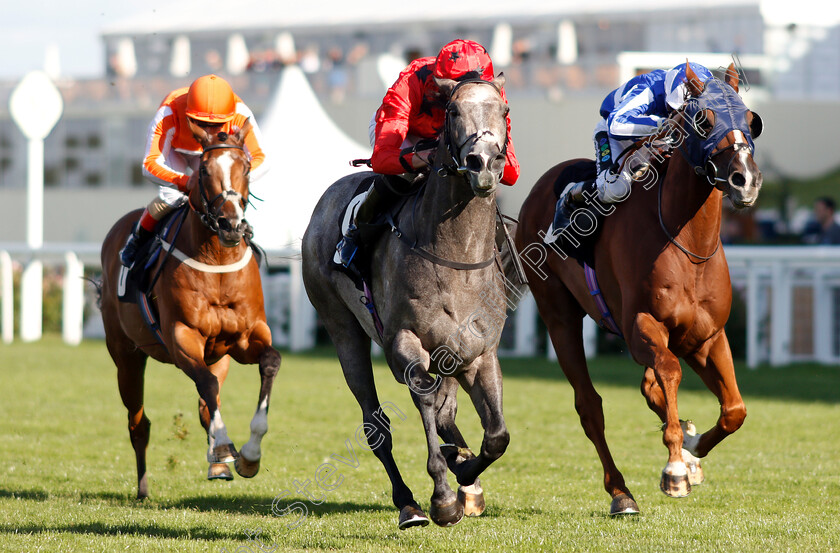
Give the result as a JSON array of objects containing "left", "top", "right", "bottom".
[
  {"left": 217, "top": 218, "right": 246, "bottom": 247},
  {"left": 728, "top": 169, "right": 762, "bottom": 209}
]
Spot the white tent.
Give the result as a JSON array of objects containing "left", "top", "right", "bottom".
[{"left": 247, "top": 65, "right": 370, "bottom": 251}]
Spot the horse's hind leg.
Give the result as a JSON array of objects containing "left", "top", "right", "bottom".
[
  {"left": 324, "top": 316, "right": 427, "bottom": 529},
  {"left": 629, "top": 313, "right": 690, "bottom": 498},
  {"left": 683, "top": 331, "right": 746, "bottom": 456},
  {"left": 198, "top": 357, "right": 235, "bottom": 480},
  {"left": 541, "top": 287, "right": 639, "bottom": 515},
  {"left": 108, "top": 337, "right": 151, "bottom": 499},
  {"left": 236, "top": 338, "right": 281, "bottom": 479},
  {"left": 435, "top": 376, "right": 485, "bottom": 516}
]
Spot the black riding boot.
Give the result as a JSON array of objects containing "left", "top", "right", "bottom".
[
  {"left": 336, "top": 174, "right": 414, "bottom": 267},
  {"left": 552, "top": 180, "right": 598, "bottom": 231},
  {"left": 120, "top": 223, "right": 154, "bottom": 268},
  {"left": 337, "top": 186, "right": 385, "bottom": 267}
]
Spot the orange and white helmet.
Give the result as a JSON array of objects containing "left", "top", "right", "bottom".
[
  {"left": 186, "top": 74, "right": 236, "bottom": 123},
  {"left": 433, "top": 39, "right": 494, "bottom": 82}
]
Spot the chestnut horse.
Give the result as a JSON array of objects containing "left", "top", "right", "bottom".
[
  {"left": 99, "top": 120, "right": 281, "bottom": 499},
  {"left": 515, "top": 63, "right": 763, "bottom": 515}
]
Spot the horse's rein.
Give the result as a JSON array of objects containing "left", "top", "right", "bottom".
[{"left": 656, "top": 109, "right": 722, "bottom": 263}]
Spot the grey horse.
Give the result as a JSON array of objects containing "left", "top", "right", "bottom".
[{"left": 302, "top": 76, "right": 513, "bottom": 529}]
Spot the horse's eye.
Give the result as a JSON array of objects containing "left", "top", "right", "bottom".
[
  {"left": 200, "top": 166, "right": 209, "bottom": 176},
  {"left": 447, "top": 105, "right": 458, "bottom": 117}
]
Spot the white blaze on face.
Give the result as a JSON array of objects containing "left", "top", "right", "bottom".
[{"left": 214, "top": 151, "right": 245, "bottom": 222}]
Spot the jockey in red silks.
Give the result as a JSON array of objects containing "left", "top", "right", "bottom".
[
  {"left": 336, "top": 38, "right": 520, "bottom": 267},
  {"left": 120, "top": 74, "right": 269, "bottom": 268}
]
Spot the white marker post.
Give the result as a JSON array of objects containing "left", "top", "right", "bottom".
[{"left": 9, "top": 71, "right": 64, "bottom": 342}]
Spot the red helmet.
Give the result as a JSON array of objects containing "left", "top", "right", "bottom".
[
  {"left": 186, "top": 74, "right": 236, "bottom": 123},
  {"left": 433, "top": 39, "right": 494, "bottom": 81}
]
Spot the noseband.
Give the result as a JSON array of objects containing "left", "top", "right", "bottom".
[{"left": 194, "top": 143, "right": 248, "bottom": 233}]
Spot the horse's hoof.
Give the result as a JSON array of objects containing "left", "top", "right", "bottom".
[
  {"left": 682, "top": 448, "right": 705, "bottom": 486},
  {"left": 660, "top": 470, "right": 691, "bottom": 498},
  {"left": 429, "top": 498, "right": 464, "bottom": 527},
  {"left": 398, "top": 504, "right": 430, "bottom": 530},
  {"left": 211, "top": 443, "right": 239, "bottom": 464},
  {"left": 208, "top": 462, "right": 234, "bottom": 480},
  {"left": 609, "top": 493, "right": 640, "bottom": 516},
  {"left": 234, "top": 455, "right": 260, "bottom": 478},
  {"left": 458, "top": 479, "right": 485, "bottom": 517}
]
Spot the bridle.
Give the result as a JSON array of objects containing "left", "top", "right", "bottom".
[
  {"left": 438, "top": 79, "right": 507, "bottom": 179},
  {"left": 655, "top": 82, "right": 757, "bottom": 262},
  {"left": 192, "top": 142, "right": 250, "bottom": 233},
  {"left": 672, "top": 80, "right": 757, "bottom": 189}
]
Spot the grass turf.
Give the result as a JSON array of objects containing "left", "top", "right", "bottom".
[{"left": 1, "top": 336, "right": 838, "bottom": 552}]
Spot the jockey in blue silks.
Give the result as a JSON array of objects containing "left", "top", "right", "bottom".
[{"left": 553, "top": 62, "right": 714, "bottom": 231}]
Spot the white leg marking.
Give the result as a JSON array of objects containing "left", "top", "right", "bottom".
[
  {"left": 240, "top": 397, "right": 269, "bottom": 462},
  {"left": 207, "top": 409, "right": 233, "bottom": 462},
  {"left": 664, "top": 460, "right": 688, "bottom": 477}
]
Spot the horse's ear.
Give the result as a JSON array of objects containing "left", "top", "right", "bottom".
[
  {"left": 492, "top": 72, "right": 506, "bottom": 91},
  {"left": 724, "top": 62, "right": 740, "bottom": 93},
  {"left": 188, "top": 117, "right": 211, "bottom": 145},
  {"left": 685, "top": 60, "right": 705, "bottom": 97},
  {"left": 234, "top": 118, "right": 252, "bottom": 144},
  {"left": 434, "top": 77, "right": 458, "bottom": 99}
]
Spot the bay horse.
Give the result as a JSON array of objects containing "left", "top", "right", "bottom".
[
  {"left": 515, "top": 63, "right": 763, "bottom": 515},
  {"left": 99, "top": 120, "right": 281, "bottom": 499},
  {"left": 302, "top": 76, "right": 512, "bottom": 529}
]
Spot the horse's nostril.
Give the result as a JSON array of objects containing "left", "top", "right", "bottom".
[
  {"left": 729, "top": 172, "right": 746, "bottom": 188},
  {"left": 218, "top": 218, "right": 233, "bottom": 232},
  {"left": 465, "top": 154, "right": 483, "bottom": 173}
]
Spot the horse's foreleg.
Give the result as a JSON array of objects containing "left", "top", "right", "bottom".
[
  {"left": 684, "top": 331, "right": 746, "bottom": 457},
  {"left": 237, "top": 329, "right": 282, "bottom": 479},
  {"left": 434, "top": 377, "right": 485, "bottom": 516},
  {"left": 173, "top": 324, "right": 237, "bottom": 467},
  {"left": 393, "top": 329, "right": 462, "bottom": 528},
  {"left": 641, "top": 367, "right": 704, "bottom": 485},
  {"left": 452, "top": 356, "right": 509, "bottom": 485},
  {"left": 199, "top": 357, "right": 234, "bottom": 480},
  {"left": 630, "top": 313, "right": 689, "bottom": 498}
]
